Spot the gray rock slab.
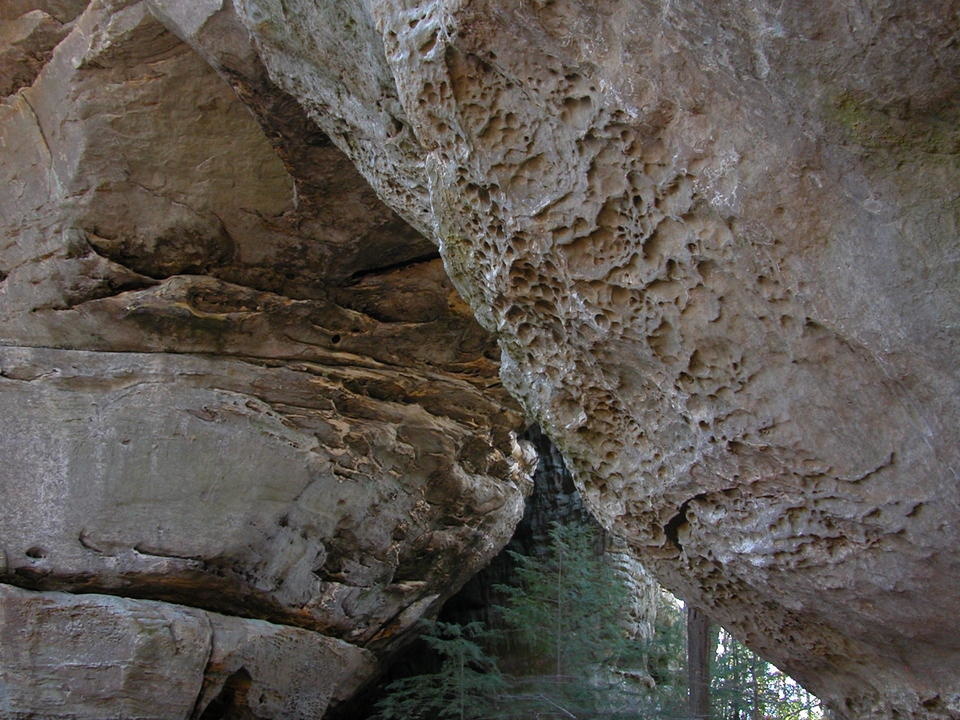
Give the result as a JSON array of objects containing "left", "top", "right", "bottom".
[{"left": 0, "top": 583, "right": 376, "bottom": 720}]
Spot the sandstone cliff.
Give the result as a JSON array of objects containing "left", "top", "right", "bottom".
[
  {"left": 162, "top": 1, "right": 956, "bottom": 717},
  {"left": 2, "top": 1, "right": 959, "bottom": 719},
  {"left": 1, "top": 2, "right": 535, "bottom": 717}
]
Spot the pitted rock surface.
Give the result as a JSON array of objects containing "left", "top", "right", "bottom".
[
  {"left": 168, "top": 1, "right": 958, "bottom": 718},
  {"left": 4, "top": 1, "right": 960, "bottom": 718}
]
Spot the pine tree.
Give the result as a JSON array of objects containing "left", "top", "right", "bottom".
[
  {"left": 374, "top": 620, "right": 506, "bottom": 720},
  {"left": 374, "top": 522, "right": 823, "bottom": 720},
  {"left": 493, "top": 522, "right": 649, "bottom": 718},
  {"left": 643, "top": 590, "right": 689, "bottom": 717},
  {"left": 710, "top": 628, "right": 823, "bottom": 720}
]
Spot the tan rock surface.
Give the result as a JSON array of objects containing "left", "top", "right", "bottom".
[
  {"left": 1, "top": 1, "right": 533, "bottom": 716},
  {"left": 4, "top": 0, "right": 959, "bottom": 717},
  {"left": 182, "top": 1, "right": 957, "bottom": 717}
]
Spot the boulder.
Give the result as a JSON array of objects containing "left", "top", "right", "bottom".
[{"left": 0, "top": 583, "right": 375, "bottom": 719}]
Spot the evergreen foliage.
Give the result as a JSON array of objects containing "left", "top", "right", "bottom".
[
  {"left": 374, "top": 520, "right": 823, "bottom": 720},
  {"left": 652, "top": 596, "right": 823, "bottom": 720},
  {"left": 493, "top": 522, "right": 652, "bottom": 718},
  {"left": 374, "top": 620, "right": 506, "bottom": 720},
  {"left": 494, "top": 522, "right": 635, "bottom": 677},
  {"left": 642, "top": 591, "right": 689, "bottom": 717},
  {"left": 711, "top": 629, "right": 822, "bottom": 720}
]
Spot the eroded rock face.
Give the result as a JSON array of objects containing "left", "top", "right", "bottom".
[
  {"left": 0, "top": 584, "right": 375, "bottom": 720},
  {"left": 1, "top": 1, "right": 534, "bottom": 716},
  {"left": 5, "top": 1, "right": 959, "bottom": 717},
  {"left": 161, "top": 1, "right": 959, "bottom": 718}
]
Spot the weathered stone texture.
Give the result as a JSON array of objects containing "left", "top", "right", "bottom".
[
  {"left": 4, "top": 0, "right": 959, "bottom": 718},
  {"left": 0, "top": 345, "right": 528, "bottom": 641},
  {"left": 1, "top": 0, "right": 533, "bottom": 716},
  {"left": 0, "top": 583, "right": 376, "bottom": 720},
  {"left": 190, "top": 1, "right": 958, "bottom": 717}
]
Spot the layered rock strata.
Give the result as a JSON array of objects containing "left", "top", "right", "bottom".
[
  {"left": 138, "top": 1, "right": 956, "bottom": 718},
  {"left": 4, "top": 1, "right": 959, "bottom": 718},
  {"left": 0, "top": 2, "right": 534, "bottom": 717}
]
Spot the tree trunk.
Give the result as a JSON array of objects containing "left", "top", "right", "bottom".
[
  {"left": 688, "top": 605, "right": 712, "bottom": 720},
  {"left": 750, "top": 651, "right": 762, "bottom": 720}
]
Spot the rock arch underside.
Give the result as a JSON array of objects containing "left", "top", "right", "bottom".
[{"left": 1, "top": 1, "right": 958, "bottom": 719}]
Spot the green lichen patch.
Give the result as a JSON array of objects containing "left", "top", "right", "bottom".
[{"left": 828, "top": 91, "right": 960, "bottom": 156}]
